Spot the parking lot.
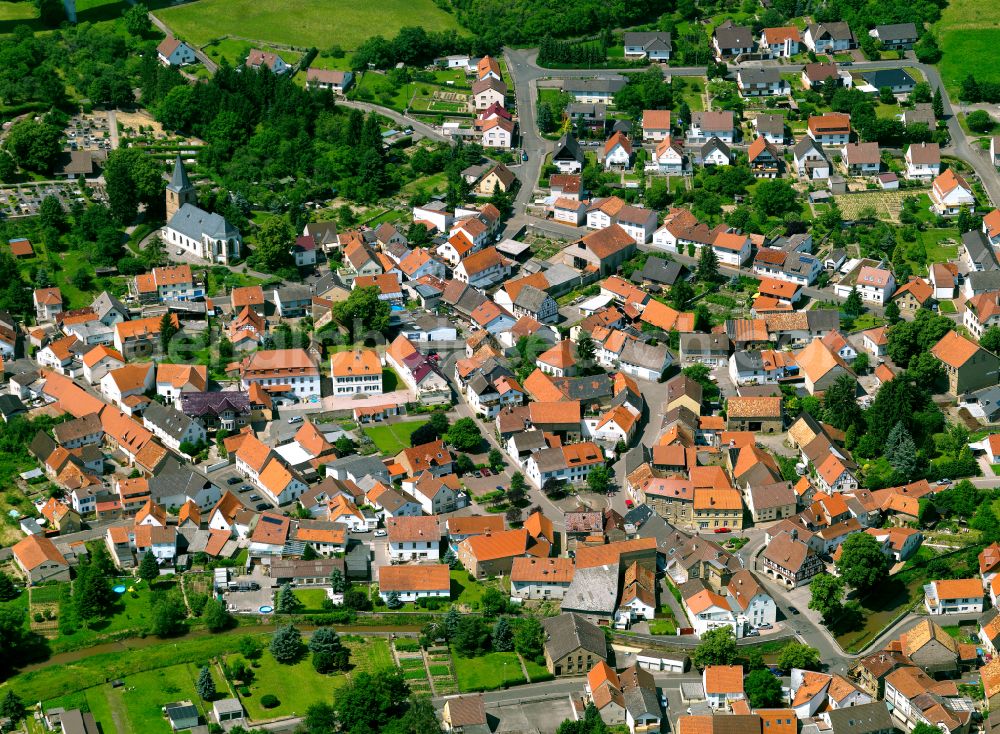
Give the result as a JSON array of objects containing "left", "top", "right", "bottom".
[{"left": 207, "top": 464, "right": 276, "bottom": 512}]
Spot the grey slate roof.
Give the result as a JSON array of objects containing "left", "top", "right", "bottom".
[
  {"left": 755, "top": 113, "right": 785, "bottom": 137},
  {"left": 968, "top": 270, "right": 1000, "bottom": 292},
  {"left": 542, "top": 611, "right": 608, "bottom": 661},
  {"left": 640, "top": 257, "right": 683, "bottom": 285},
  {"left": 620, "top": 339, "right": 670, "bottom": 371},
  {"left": 168, "top": 203, "right": 240, "bottom": 241},
  {"left": 513, "top": 284, "right": 553, "bottom": 314},
  {"left": 623, "top": 32, "right": 672, "bottom": 52},
  {"left": 964, "top": 230, "right": 1000, "bottom": 271},
  {"left": 144, "top": 400, "right": 198, "bottom": 442},
  {"left": 561, "top": 564, "right": 618, "bottom": 615},
  {"left": 824, "top": 702, "right": 894, "bottom": 733},
  {"left": 739, "top": 67, "right": 782, "bottom": 85},
  {"left": 861, "top": 68, "right": 915, "bottom": 89},
  {"left": 552, "top": 134, "right": 586, "bottom": 164},
  {"left": 91, "top": 291, "right": 128, "bottom": 322},
  {"left": 562, "top": 77, "right": 628, "bottom": 95},
  {"left": 166, "top": 155, "right": 193, "bottom": 194},
  {"left": 276, "top": 285, "right": 313, "bottom": 302},
  {"left": 874, "top": 22, "right": 917, "bottom": 40},
  {"left": 714, "top": 20, "right": 754, "bottom": 49}
]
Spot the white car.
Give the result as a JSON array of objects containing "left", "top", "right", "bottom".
[{"left": 374, "top": 529, "right": 387, "bottom": 537}]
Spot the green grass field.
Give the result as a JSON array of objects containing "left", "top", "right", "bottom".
[
  {"left": 452, "top": 651, "right": 525, "bottom": 692},
  {"left": 155, "top": 0, "right": 461, "bottom": 52},
  {"left": 936, "top": 0, "right": 1000, "bottom": 98},
  {"left": 232, "top": 636, "right": 393, "bottom": 719},
  {"left": 522, "top": 658, "right": 553, "bottom": 682},
  {"left": 362, "top": 420, "right": 429, "bottom": 455},
  {"left": 293, "top": 588, "right": 330, "bottom": 611}
]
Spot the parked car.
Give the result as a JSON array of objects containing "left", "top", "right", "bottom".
[
  {"left": 374, "top": 529, "right": 387, "bottom": 537},
  {"left": 249, "top": 494, "right": 261, "bottom": 501},
  {"left": 287, "top": 415, "right": 304, "bottom": 424},
  {"left": 522, "top": 152, "right": 528, "bottom": 161},
  {"left": 788, "top": 606, "right": 800, "bottom": 615},
  {"left": 355, "top": 526, "right": 371, "bottom": 533},
  {"left": 625, "top": 499, "right": 634, "bottom": 508},
  {"left": 240, "top": 485, "right": 252, "bottom": 492},
  {"left": 713, "top": 527, "right": 730, "bottom": 534},
  {"left": 481, "top": 469, "right": 492, "bottom": 476},
  {"left": 758, "top": 622, "right": 773, "bottom": 630},
  {"left": 474, "top": 471, "right": 482, "bottom": 478},
  {"left": 226, "top": 477, "right": 241, "bottom": 485},
  {"left": 255, "top": 502, "right": 269, "bottom": 511}
]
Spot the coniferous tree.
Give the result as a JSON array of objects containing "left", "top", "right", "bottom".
[{"left": 196, "top": 665, "right": 216, "bottom": 700}]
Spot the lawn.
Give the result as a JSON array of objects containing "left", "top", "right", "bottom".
[
  {"left": 232, "top": 636, "right": 392, "bottom": 719},
  {"left": 202, "top": 38, "right": 302, "bottom": 67},
  {"left": 293, "top": 587, "right": 329, "bottom": 611},
  {"left": 10, "top": 632, "right": 271, "bottom": 703},
  {"left": 936, "top": 0, "right": 1000, "bottom": 99},
  {"left": 155, "top": 0, "right": 461, "bottom": 52},
  {"left": 362, "top": 419, "right": 429, "bottom": 455},
  {"left": 449, "top": 570, "right": 508, "bottom": 609},
  {"left": 522, "top": 657, "right": 553, "bottom": 682},
  {"left": 452, "top": 651, "right": 526, "bottom": 692},
  {"left": 680, "top": 77, "right": 706, "bottom": 112},
  {"left": 939, "top": 300, "right": 957, "bottom": 314},
  {"left": 381, "top": 368, "right": 400, "bottom": 393}
]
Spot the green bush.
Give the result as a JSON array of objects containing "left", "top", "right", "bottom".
[
  {"left": 260, "top": 694, "right": 279, "bottom": 709},
  {"left": 238, "top": 686, "right": 250, "bottom": 696}
]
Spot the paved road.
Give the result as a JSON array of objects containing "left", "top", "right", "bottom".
[{"left": 338, "top": 99, "right": 451, "bottom": 144}]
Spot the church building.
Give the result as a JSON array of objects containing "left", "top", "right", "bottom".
[{"left": 161, "top": 156, "right": 242, "bottom": 265}]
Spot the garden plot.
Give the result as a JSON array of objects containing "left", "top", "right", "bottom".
[{"left": 833, "top": 190, "right": 916, "bottom": 223}]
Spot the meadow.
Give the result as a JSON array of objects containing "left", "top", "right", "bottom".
[
  {"left": 936, "top": 0, "right": 1000, "bottom": 98},
  {"left": 155, "top": 0, "right": 462, "bottom": 53}
]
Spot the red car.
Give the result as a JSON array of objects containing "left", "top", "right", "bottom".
[
  {"left": 714, "top": 527, "right": 730, "bottom": 534},
  {"left": 625, "top": 499, "right": 634, "bottom": 508}
]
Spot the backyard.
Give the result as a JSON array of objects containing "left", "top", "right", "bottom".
[
  {"left": 155, "top": 0, "right": 461, "bottom": 52},
  {"left": 230, "top": 636, "right": 393, "bottom": 719},
  {"left": 452, "top": 650, "right": 526, "bottom": 692},
  {"left": 362, "top": 419, "right": 430, "bottom": 455}
]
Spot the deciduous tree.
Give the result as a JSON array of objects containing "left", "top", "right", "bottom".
[
  {"left": 836, "top": 532, "right": 890, "bottom": 592},
  {"left": 692, "top": 626, "right": 737, "bottom": 668}
]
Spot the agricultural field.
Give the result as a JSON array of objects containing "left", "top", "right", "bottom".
[
  {"left": 936, "top": 0, "right": 1000, "bottom": 99},
  {"left": 155, "top": 0, "right": 461, "bottom": 54}
]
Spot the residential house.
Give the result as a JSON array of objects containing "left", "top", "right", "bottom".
[
  {"left": 924, "top": 578, "right": 985, "bottom": 615},
  {"left": 808, "top": 113, "right": 851, "bottom": 146},
  {"left": 552, "top": 134, "right": 586, "bottom": 174},
  {"left": 703, "top": 665, "right": 745, "bottom": 709},
  {"left": 641, "top": 110, "right": 672, "bottom": 142},
  {"left": 510, "top": 557, "right": 575, "bottom": 602},
  {"left": 330, "top": 348, "right": 382, "bottom": 396},
  {"left": 542, "top": 612, "right": 608, "bottom": 677},
  {"left": 563, "top": 225, "right": 637, "bottom": 276},
  {"left": 652, "top": 137, "right": 685, "bottom": 174},
  {"left": 34, "top": 287, "right": 63, "bottom": 322},
  {"left": 801, "top": 62, "right": 844, "bottom": 89},
  {"left": 305, "top": 68, "right": 353, "bottom": 94},
  {"left": 891, "top": 278, "right": 934, "bottom": 313},
  {"left": 842, "top": 142, "right": 881, "bottom": 175},
  {"left": 482, "top": 117, "right": 515, "bottom": 148},
  {"left": 386, "top": 515, "right": 442, "bottom": 562},
  {"left": 905, "top": 142, "right": 941, "bottom": 180},
  {"left": 699, "top": 138, "right": 732, "bottom": 166},
  {"left": 238, "top": 349, "right": 320, "bottom": 399},
  {"left": 378, "top": 565, "right": 450, "bottom": 603},
  {"left": 931, "top": 168, "right": 976, "bottom": 216},
  {"left": 761, "top": 26, "right": 801, "bottom": 57},
  {"left": 688, "top": 111, "right": 735, "bottom": 144},
  {"left": 458, "top": 528, "right": 549, "bottom": 578},
  {"left": 762, "top": 530, "right": 824, "bottom": 587},
  {"left": 113, "top": 314, "right": 178, "bottom": 359},
  {"left": 245, "top": 49, "right": 289, "bottom": 74},
  {"left": 737, "top": 68, "right": 787, "bottom": 97},
  {"left": 12, "top": 533, "right": 69, "bottom": 584},
  {"left": 155, "top": 364, "right": 207, "bottom": 408},
  {"left": 931, "top": 330, "right": 1000, "bottom": 395},
  {"left": 860, "top": 68, "right": 916, "bottom": 95},
  {"left": 793, "top": 137, "right": 830, "bottom": 179},
  {"left": 804, "top": 22, "right": 856, "bottom": 53},
  {"left": 748, "top": 136, "right": 781, "bottom": 178},
  {"left": 754, "top": 113, "right": 787, "bottom": 145},
  {"left": 726, "top": 395, "right": 782, "bottom": 433},
  {"left": 871, "top": 23, "right": 918, "bottom": 49},
  {"left": 713, "top": 20, "right": 755, "bottom": 60},
  {"left": 134, "top": 265, "right": 204, "bottom": 304},
  {"left": 603, "top": 131, "right": 633, "bottom": 169},
  {"left": 624, "top": 32, "right": 672, "bottom": 61},
  {"left": 157, "top": 37, "right": 196, "bottom": 66}
]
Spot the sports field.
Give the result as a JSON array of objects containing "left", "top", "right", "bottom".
[
  {"left": 936, "top": 0, "right": 1000, "bottom": 98},
  {"left": 155, "top": 0, "right": 462, "bottom": 52}
]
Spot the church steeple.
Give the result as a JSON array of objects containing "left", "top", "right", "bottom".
[{"left": 165, "top": 154, "right": 196, "bottom": 220}]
